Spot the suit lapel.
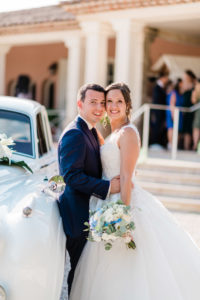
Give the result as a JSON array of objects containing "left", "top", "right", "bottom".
[{"left": 77, "top": 117, "right": 99, "bottom": 154}]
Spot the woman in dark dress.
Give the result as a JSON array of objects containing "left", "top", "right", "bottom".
[{"left": 182, "top": 70, "right": 196, "bottom": 150}]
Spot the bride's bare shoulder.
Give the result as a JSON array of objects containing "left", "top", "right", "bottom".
[{"left": 118, "top": 125, "right": 141, "bottom": 148}]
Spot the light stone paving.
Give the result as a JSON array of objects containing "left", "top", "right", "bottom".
[
  {"left": 60, "top": 210, "right": 200, "bottom": 300},
  {"left": 171, "top": 210, "right": 200, "bottom": 248}
]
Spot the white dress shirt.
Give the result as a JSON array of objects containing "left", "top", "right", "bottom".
[{"left": 78, "top": 115, "right": 94, "bottom": 130}]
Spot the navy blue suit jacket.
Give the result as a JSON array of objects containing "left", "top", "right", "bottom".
[{"left": 57, "top": 116, "right": 110, "bottom": 238}]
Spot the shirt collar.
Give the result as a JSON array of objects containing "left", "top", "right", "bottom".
[
  {"left": 157, "top": 80, "right": 164, "bottom": 88},
  {"left": 78, "top": 115, "right": 94, "bottom": 130}
]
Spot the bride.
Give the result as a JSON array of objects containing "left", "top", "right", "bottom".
[{"left": 70, "top": 82, "right": 200, "bottom": 300}]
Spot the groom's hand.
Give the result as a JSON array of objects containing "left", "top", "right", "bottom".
[{"left": 110, "top": 175, "right": 120, "bottom": 194}]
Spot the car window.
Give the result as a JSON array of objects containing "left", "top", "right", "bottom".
[
  {"left": 0, "top": 109, "right": 33, "bottom": 156},
  {"left": 37, "top": 113, "right": 48, "bottom": 157}
]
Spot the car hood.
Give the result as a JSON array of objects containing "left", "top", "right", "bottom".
[
  {"left": 0, "top": 165, "right": 26, "bottom": 184},
  {"left": 0, "top": 162, "right": 58, "bottom": 213}
]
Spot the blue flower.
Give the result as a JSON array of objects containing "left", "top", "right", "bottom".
[
  {"left": 111, "top": 218, "right": 122, "bottom": 225},
  {"left": 90, "top": 220, "right": 97, "bottom": 229}
]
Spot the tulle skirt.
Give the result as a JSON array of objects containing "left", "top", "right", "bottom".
[{"left": 70, "top": 184, "right": 200, "bottom": 300}]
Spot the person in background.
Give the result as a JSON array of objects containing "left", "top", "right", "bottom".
[
  {"left": 15, "top": 75, "right": 32, "bottom": 99},
  {"left": 150, "top": 71, "right": 169, "bottom": 148},
  {"left": 166, "top": 78, "right": 184, "bottom": 150},
  {"left": 182, "top": 70, "right": 196, "bottom": 150},
  {"left": 191, "top": 79, "right": 200, "bottom": 150},
  {"left": 166, "top": 79, "right": 174, "bottom": 95}
]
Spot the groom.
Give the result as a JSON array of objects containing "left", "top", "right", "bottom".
[{"left": 58, "top": 83, "right": 120, "bottom": 295}]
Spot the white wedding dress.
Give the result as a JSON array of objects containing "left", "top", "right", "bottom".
[{"left": 70, "top": 125, "right": 200, "bottom": 300}]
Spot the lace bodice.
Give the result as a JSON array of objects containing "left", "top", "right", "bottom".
[{"left": 100, "top": 124, "right": 140, "bottom": 180}]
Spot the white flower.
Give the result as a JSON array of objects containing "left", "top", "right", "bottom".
[
  {"left": 114, "top": 223, "right": 120, "bottom": 230},
  {"left": 103, "top": 208, "right": 114, "bottom": 222},
  {"left": 115, "top": 207, "right": 124, "bottom": 215},
  {"left": 0, "top": 134, "right": 15, "bottom": 159},
  {"left": 102, "top": 233, "right": 111, "bottom": 241},
  {"left": 105, "top": 214, "right": 113, "bottom": 223},
  {"left": 91, "top": 231, "right": 101, "bottom": 242},
  {"left": 123, "top": 214, "right": 131, "bottom": 222}
]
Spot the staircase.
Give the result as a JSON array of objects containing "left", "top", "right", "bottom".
[{"left": 136, "top": 158, "right": 200, "bottom": 212}]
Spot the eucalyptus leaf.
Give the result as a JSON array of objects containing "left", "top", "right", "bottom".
[
  {"left": 128, "top": 240, "right": 136, "bottom": 249},
  {"left": 105, "top": 242, "right": 112, "bottom": 250}
]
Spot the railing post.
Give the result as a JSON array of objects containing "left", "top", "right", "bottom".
[
  {"left": 171, "top": 108, "right": 179, "bottom": 160},
  {"left": 142, "top": 104, "right": 150, "bottom": 158}
]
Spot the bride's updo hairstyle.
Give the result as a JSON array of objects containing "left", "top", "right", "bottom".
[{"left": 105, "top": 82, "right": 132, "bottom": 118}]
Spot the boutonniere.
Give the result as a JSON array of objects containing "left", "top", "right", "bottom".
[{"left": 0, "top": 133, "right": 33, "bottom": 173}]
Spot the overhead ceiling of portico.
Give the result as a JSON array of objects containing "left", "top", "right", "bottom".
[{"left": 149, "top": 18, "right": 200, "bottom": 38}]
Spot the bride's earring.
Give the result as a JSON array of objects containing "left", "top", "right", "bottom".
[{"left": 102, "top": 113, "right": 110, "bottom": 129}]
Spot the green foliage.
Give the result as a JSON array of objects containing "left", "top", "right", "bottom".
[
  {"left": 0, "top": 157, "right": 33, "bottom": 173},
  {"left": 128, "top": 240, "right": 136, "bottom": 249},
  {"left": 105, "top": 242, "right": 112, "bottom": 250},
  {"left": 49, "top": 175, "right": 64, "bottom": 183}
]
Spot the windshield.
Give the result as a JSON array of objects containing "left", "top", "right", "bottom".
[{"left": 0, "top": 109, "right": 33, "bottom": 157}]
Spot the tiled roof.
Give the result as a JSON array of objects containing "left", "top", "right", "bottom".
[
  {"left": 61, "top": 0, "right": 200, "bottom": 14},
  {"left": 0, "top": 5, "right": 75, "bottom": 27}
]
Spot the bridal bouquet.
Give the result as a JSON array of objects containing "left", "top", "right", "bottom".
[{"left": 84, "top": 200, "right": 136, "bottom": 250}]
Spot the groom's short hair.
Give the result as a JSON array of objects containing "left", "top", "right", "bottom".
[{"left": 77, "top": 83, "right": 105, "bottom": 102}]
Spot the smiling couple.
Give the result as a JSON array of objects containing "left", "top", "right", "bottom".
[{"left": 58, "top": 82, "right": 200, "bottom": 300}]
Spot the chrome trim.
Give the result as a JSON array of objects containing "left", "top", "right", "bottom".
[
  {"left": 0, "top": 285, "right": 6, "bottom": 300},
  {"left": 23, "top": 207, "right": 32, "bottom": 217}
]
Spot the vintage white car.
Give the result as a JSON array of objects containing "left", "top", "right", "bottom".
[{"left": 0, "top": 97, "right": 66, "bottom": 300}]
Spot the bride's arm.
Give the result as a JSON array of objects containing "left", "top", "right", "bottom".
[
  {"left": 118, "top": 128, "right": 140, "bottom": 206},
  {"left": 96, "top": 129, "right": 105, "bottom": 146}
]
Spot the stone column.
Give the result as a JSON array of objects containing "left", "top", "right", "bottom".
[
  {"left": 57, "top": 58, "right": 67, "bottom": 111},
  {"left": 81, "top": 21, "right": 111, "bottom": 86},
  {"left": 142, "top": 27, "right": 158, "bottom": 104},
  {"left": 112, "top": 20, "right": 145, "bottom": 111},
  {"left": 64, "top": 36, "right": 84, "bottom": 123},
  {"left": 0, "top": 45, "right": 11, "bottom": 95}
]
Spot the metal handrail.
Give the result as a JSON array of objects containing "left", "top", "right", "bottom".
[{"left": 131, "top": 102, "right": 200, "bottom": 160}]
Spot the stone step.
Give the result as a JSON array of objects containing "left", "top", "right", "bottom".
[
  {"left": 137, "top": 181, "right": 200, "bottom": 199},
  {"left": 157, "top": 195, "right": 200, "bottom": 213},
  {"left": 138, "top": 158, "right": 200, "bottom": 175},
  {"left": 136, "top": 169, "right": 200, "bottom": 186}
]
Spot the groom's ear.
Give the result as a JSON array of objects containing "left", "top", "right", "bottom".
[{"left": 77, "top": 99, "right": 82, "bottom": 109}]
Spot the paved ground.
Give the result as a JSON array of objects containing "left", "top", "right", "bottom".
[
  {"left": 171, "top": 210, "right": 200, "bottom": 248},
  {"left": 60, "top": 210, "right": 200, "bottom": 300}
]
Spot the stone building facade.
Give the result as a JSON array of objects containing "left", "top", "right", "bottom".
[{"left": 0, "top": 0, "right": 200, "bottom": 122}]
